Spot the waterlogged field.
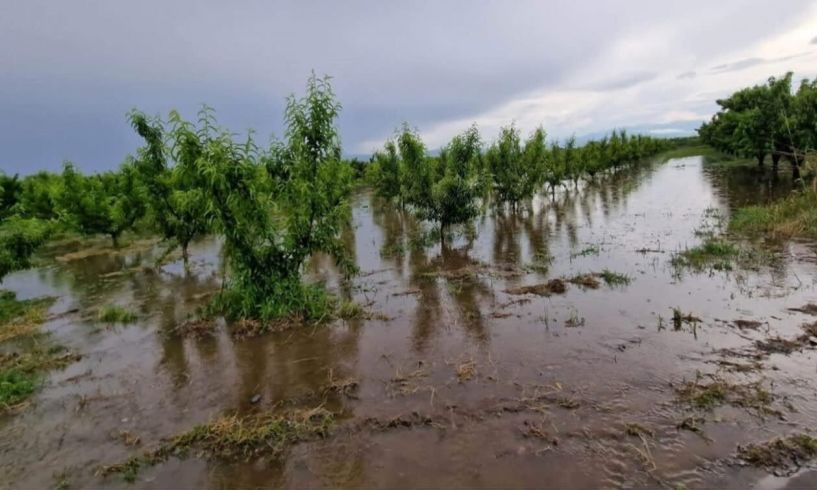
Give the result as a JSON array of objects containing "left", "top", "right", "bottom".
[{"left": 3, "top": 154, "right": 817, "bottom": 489}]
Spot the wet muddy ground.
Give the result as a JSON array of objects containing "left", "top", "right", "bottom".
[{"left": 3, "top": 155, "right": 817, "bottom": 489}]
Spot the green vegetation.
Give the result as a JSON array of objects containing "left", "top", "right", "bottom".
[
  {"left": 671, "top": 238, "right": 739, "bottom": 271},
  {"left": 367, "top": 120, "right": 668, "bottom": 243},
  {"left": 172, "top": 75, "right": 355, "bottom": 324},
  {"left": 97, "top": 305, "right": 137, "bottom": 324},
  {"left": 0, "top": 291, "right": 56, "bottom": 342},
  {"left": 425, "top": 126, "right": 482, "bottom": 243},
  {"left": 738, "top": 434, "right": 817, "bottom": 476},
  {"left": 60, "top": 162, "right": 146, "bottom": 247},
  {"left": 129, "top": 110, "right": 211, "bottom": 265},
  {"left": 0, "top": 291, "right": 73, "bottom": 411},
  {"left": 730, "top": 189, "right": 817, "bottom": 240},
  {"left": 658, "top": 144, "right": 741, "bottom": 162},
  {"left": 370, "top": 124, "right": 484, "bottom": 243},
  {"left": 0, "top": 369, "right": 36, "bottom": 409},
  {"left": 0, "top": 216, "right": 51, "bottom": 283},
  {"left": 0, "top": 343, "right": 78, "bottom": 411},
  {"left": 598, "top": 269, "right": 631, "bottom": 286},
  {"left": 486, "top": 125, "right": 546, "bottom": 209},
  {"left": 337, "top": 301, "right": 365, "bottom": 320},
  {"left": 101, "top": 408, "right": 334, "bottom": 482},
  {"left": 0, "top": 71, "right": 677, "bottom": 324},
  {"left": 700, "top": 72, "right": 817, "bottom": 180},
  {"left": 675, "top": 374, "right": 773, "bottom": 414}
]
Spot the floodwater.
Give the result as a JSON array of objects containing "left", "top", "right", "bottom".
[{"left": 2, "top": 155, "right": 817, "bottom": 489}]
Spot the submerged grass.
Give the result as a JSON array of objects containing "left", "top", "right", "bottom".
[
  {"left": 674, "top": 373, "right": 775, "bottom": 415},
  {"left": 505, "top": 278, "right": 567, "bottom": 297},
  {"left": 0, "top": 369, "right": 37, "bottom": 409},
  {"left": 0, "top": 290, "right": 57, "bottom": 343},
  {"left": 100, "top": 407, "right": 334, "bottom": 481},
  {"left": 730, "top": 189, "right": 817, "bottom": 240},
  {"left": 598, "top": 269, "right": 631, "bottom": 286},
  {"left": 738, "top": 434, "right": 817, "bottom": 476},
  {"left": 97, "top": 305, "right": 137, "bottom": 324},
  {"left": 671, "top": 308, "right": 701, "bottom": 331},
  {"left": 0, "top": 290, "right": 76, "bottom": 411},
  {"left": 567, "top": 274, "right": 601, "bottom": 289},
  {"left": 671, "top": 239, "right": 739, "bottom": 271},
  {"left": 0, "top": 344, "right": 80, "bottom": 411}
]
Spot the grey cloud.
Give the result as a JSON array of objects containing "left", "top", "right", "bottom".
[
  {"left": 1, "top": 0, "right": 815, "bottom": 173},
  {"left": 677, "top": 71, "right": 697, "bottom": 79},
  {"left": 710, "top": 51, "right": 813, "bottom": 74},
  {"left": 586, "top": 71, "right": 658, "bottom": 91},
  {"left": 711, "top": 57, "right": 765, "bottom": 73}
]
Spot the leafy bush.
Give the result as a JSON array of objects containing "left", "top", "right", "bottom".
[
  {"left": 156, "top": 74, "right": 354, "bottom": 323},
  {"left": 60, "top": 162, "right": 146, "bottom": 247}
]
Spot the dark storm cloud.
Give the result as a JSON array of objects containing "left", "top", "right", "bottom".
[{"left": 1, "top": 0, "right": 815, "bottom": 173}]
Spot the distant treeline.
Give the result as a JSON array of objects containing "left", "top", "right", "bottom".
[
  {"left": 366, "top": 124, "right": 669, "bottom": 236},
  {"left": 699, "top": 72, "right": 817, "bottom": 179}
]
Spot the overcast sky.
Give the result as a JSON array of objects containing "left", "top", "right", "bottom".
[{"left": 3, "top": 0, "right": 817, "bottom": 174}]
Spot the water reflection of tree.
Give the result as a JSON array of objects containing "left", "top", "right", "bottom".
[
  {"left": 492, "top": 205, "right": 553, "bottom": 272},
  {"left": 370, "top": 193, "right": 414, "bottom": 278},
  {"left": 152, "top": 268, "right": 222, "bottom": 398},
  {"left": 433, "top": 245, "right": 493, "bottom": 346},
  {"left": 492, "top": 210, "right": 523, "bottom": 266},
  {"left": 406, "top": 244, "right": 443, "bottom": 353},
  {"left": 704, "top": 163, "right": 795, "bottom": 209}
]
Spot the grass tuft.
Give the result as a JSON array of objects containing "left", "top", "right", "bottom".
[
  {"left": 738, "top": 434, "right": 817, "bottom": 476},
  {"left": 598, "top": 269, "right": 632, "bottom": 286},
  {"left": 730, "top": 189, "right": 817, "bottom": 240},
  {"left": 97, "top": 305, "right": 137, "bottom": 324},
  {"left": 0, "top": 290, "right": 57, "bottom": 343},
  {"left": 675, "top": 373, "right": 775, "bottom": 415},
  {"left": 0, "top": 345, "right": 80, "bottom": 411},
  {"left": 671, "top": 239, "right": 739, "bottom": 271},
  {"left": 99, "top": 407, "right": 334, "bottom": 481},
  {"left": 337, "top": 301, "right": 365, "bottom": 320}
]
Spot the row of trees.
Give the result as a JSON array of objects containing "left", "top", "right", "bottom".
[
  {"left": 366, "top": 125, "right": 668, "bottom": 238},
  {"left": 0, "top": 75, "right": 355, "bottom": 324},
  {"left": 1, "top": 75, "right": 670, "bottom": 322},
  {"left": 699, "top": 72, "right": 817, "bottom": 179}
]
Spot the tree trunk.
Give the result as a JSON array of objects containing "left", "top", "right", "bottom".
[
  {"left": 182, "top": 242, "right": 190, "bottom": 267},
  {"left": 792, "top": 160, "right": 801, "bottom": 181},
  {"left": 111, "top": 233, "right": 119, "bottom": 248},
  {"left": 772, "top": 152, "right": 781, "bottom": 171},
  {"left": 757, "top": 153, "right": 765, "bottom": 167}
]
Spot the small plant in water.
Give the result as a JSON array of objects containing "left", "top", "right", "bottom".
[
  {"left": 565, "top": 308, "right": 585, "bottom": 328},
  {"left": 599, "top": 269, "right": 631, "bottom": 286},
  {"left": 671, "top": 307, "right": 700, "bottom": 331},
  {"left": 570, "top": 244, "right": 600, "bottom": 259},
  {"left": 671, "top": 238, "right": 739, "bottom": 272},
  {"left": 337, "top": 301, "right": 365, "bottom": 320},
  {"left": 100, "top": 407, "right": 334, "bottom": 481},
  {"left": 97, "top": 305, "right": 137, "bottom": 324},
  {"left": 738, "top": 434, "right": 817, "bottom": 476}
]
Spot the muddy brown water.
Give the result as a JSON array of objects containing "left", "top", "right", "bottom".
[{"left": 2, "top": 155, "right": 817, "bottom": 489}]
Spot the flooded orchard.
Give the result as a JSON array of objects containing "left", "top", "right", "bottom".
[{"left": 3, "top": 154, "right": 817, "bottom": 489}]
